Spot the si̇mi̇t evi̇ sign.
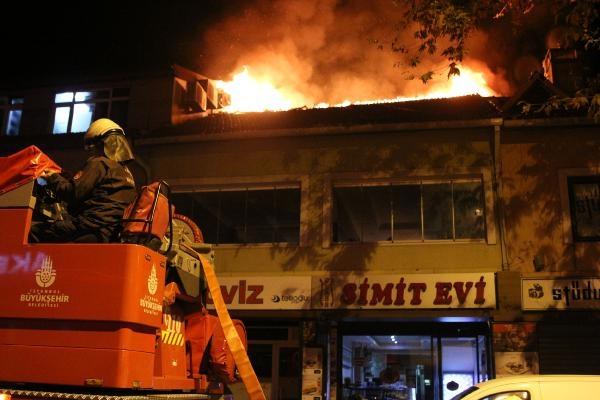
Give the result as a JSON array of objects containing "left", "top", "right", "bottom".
[{"left": 313, "top": 272, "right": 496, "bottom": 309}]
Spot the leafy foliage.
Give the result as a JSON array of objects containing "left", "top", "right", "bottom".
[
  {"left": 395, "top": 0, "right": 598, "bottom": 75},
  {"left": 519, "top": 91, "right": 600, "bottom": 121},
  {"left": 391, "top": 0, "right": 599, "bottom": 118}
]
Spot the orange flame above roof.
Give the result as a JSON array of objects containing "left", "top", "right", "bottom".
[{"left": 216, "top": 65, "right": 499, "bottom": 113}]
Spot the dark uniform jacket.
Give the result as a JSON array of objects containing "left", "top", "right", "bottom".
[{"left": 48, "top": 156, "right": 137, "bottom": 239}]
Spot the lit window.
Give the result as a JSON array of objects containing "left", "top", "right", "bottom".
[
  {"left": 333, "top": 179, "right": 485, "bottom": 243},
  {"left": 568, "top": 176, "right": 600, "bottom": 241},
  {"left": 171, "top": 185, "right": 301, "bottom": 244},
  {"left": 52, "top": 88, "right": 129, "bottom": 134},
  {"left": 1, "top": 97, "right": 24, "bottom": 136}
]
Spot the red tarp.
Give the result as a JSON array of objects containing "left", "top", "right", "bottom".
[{"left": 0, "top": 145, "right": 62, "bottom": 195}]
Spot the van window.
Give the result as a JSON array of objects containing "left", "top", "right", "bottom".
[
  {"left": 450, "top": 386, "right": 479, "bottom": 400},
  {"left": 480, "top": 391, "right": 529, "bottom": 400}
]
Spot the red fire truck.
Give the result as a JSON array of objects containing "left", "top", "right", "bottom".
[{"left": 0, "top": 146, "right": 265, "bottom": 400}]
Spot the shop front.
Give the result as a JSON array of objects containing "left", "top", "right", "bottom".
[
  {"left": 207, "top": 275, "right": 311, "bottom": 400},
  {"left": 210, "top": 272, "right": 496, "bottom": 400},
  {"left": 315, "top": 272, "right": 496, "bottom": 400}
]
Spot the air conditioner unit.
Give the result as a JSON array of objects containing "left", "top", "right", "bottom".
[
  {"left": 186, "top": 81, "right": 207, "bottom": 112},
  {"left": 200, "top": 79, "right": 219, "bottom": 109}
]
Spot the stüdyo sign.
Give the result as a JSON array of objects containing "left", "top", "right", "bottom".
[
  {"left": 522, "top": 277, "right": 600, "bottom": 310},
  {"left": 312, "top": 273, "right": 496, "bottom": 309}
]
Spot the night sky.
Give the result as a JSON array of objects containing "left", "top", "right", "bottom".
[
  {"left": 0, "top": 1, "right": 566, "bottom": 96},
  {"left": 0, "top": 1, "right": 236, "bottom": 83}
]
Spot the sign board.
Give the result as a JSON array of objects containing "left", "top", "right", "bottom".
[
  {"left": 206, "top": 276, "right": 311, "bottom": 310},
  {"left": 312, "top": 273, "right": 496, "bottom": 309},
  {"left": 206, "top": 273, "right": 496, "bottom": 310},
  {"left": 522, "top": 277, "right": 600, "bottom": 310}
]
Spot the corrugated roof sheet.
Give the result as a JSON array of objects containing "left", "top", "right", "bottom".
[{"left": 148, "top": 94, "right": 503, "bottom": 138}]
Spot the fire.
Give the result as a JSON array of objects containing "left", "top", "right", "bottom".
[
  {"left": 217, "top": 65, "right": 498, "bottom": 113},
  {"left": 215, "top": 68, "right": 298, "bottom": 112},
  {"left": 424, "top": 68, "right": 496, "bottom": 98}
]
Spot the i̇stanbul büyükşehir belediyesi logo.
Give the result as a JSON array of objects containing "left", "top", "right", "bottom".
[
  {"left": 148, "top": 264, "right": 158, "bottom": 295},
  {"left": 35, "top": 256, "right": 56, "bottom": 288}
]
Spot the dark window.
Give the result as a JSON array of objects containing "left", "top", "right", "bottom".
[
  {"left": 52, "top": 88, "right": 129, "bottom": 134},
  {"left": 392, "top": 184, "right": 421, "bottom": 240},
  {"left": 423, "top": 182, "right": 453, "bottom": 240},
  {"left": 171, "top": 186, "right": 300, "bottom": 244},
  {"left": 454, "top": 181, "right": 485, "bottom": 239},
  {"left": 568, "top": 176, "right": 600, "bottom": 241},
  {"left": 247, "top": 343, "right": 272, "bottom": 378},
  {"left": 333, "top": 179, "right": 485, "bottom": 243}
]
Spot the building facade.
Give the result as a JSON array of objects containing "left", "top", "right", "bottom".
[{"left": 1, "top": 66, "right": 598, "bottom": 400}]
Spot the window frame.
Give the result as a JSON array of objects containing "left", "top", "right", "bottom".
[
  {"left": 0, "top": 96, "right": 24, "bottom": 136},
  {"left": 567, "top": 175, "right": 600, "bottom": 242},
  {"left": 323, "top": 169, "right": 495, "bottom": 248},
  {"left": 168, "top": 175, "right": 309, "bottom": 247},
  {"left": 51, "top": 87, "right": 129, "bottom": 134},
  {"left": 558, "top": 168, "right": 600, "bottom": 243}
]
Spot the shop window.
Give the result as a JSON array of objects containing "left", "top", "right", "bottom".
[
  {"left": 1, "top": 97, "right": 23, "bottom": 136},
  {"left": 341, "top": 330, "right": 490, "bottom": 400},
  {"left": 52, "top": 88, "right": 129, "bottom": 134},
  {"left": 333, "top": 179, "right": 485, "bottom": 243},
  {"left": 171, "top": 185, "right": 300, "bottom": 244},
  {"left": 568, "top": 176, "right": 600, "bottom": 241},
  {"left": 342, "top": 335, "right": 433, "bottom": 400}
]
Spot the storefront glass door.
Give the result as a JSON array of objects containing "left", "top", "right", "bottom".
[{"left": 439, "top": 336, "right": 489, "bottom": 400}]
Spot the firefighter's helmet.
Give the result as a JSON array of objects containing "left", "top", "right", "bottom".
[{"left": 84, "top": 118, "right": 134, "bottom": 162}]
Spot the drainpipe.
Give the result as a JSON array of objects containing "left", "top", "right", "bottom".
[{"left": 492, "top": 122, "right": 509, "bottom": 271}]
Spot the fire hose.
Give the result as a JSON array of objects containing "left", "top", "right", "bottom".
[{"left": 181, "top": 243, "right": 266, "bottom": 400}]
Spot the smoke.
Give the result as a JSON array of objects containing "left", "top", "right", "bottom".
[{"left": 198, "top": 0, "right": 547, "bottom": 105}]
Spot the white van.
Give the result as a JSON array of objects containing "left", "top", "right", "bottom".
[{"left": 450, "top": 375, "right": 600, "bottom": 400}]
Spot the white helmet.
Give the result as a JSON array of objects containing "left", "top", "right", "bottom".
[{"left": 84, "top": 118, "right": 134, "bottom": 162}]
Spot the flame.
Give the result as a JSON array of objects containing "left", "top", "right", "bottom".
[
  {"left": 215, "top": 67, "right": 297, "bottom": 112},
  {"left": 217, "top": 65, "right": 498, "bottom": 113}
]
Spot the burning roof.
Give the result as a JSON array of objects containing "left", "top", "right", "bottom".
[{"left": 147, "top": 95, "right": 503, "bottom": 140}]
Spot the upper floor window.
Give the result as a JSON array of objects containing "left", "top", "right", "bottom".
[
  {"left": 52, "top": 88, "right": 129, "bottom": 134},
  {"left": 333, "top": 179, "right": 485, "bottom": 243},
  {"left": 568, "top": 176, "right": 600, "bottom": 241},
  {"left": 171, "top": 185, "right": 301, "bottom": 245},
  {"left": 1, "top": 97, "right": 24, "bottom": 136}
]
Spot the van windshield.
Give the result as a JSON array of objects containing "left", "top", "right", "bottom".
[{"left": 450, "top": 386, "right": 479, "bottom": 400}]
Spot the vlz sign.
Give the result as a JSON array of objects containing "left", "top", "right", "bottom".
[
  {"left": 206, "top": 276, "right": 312, "bottom": 310},
  {"left": 207, "top": 280, "right": 264, "bottom": 305}
]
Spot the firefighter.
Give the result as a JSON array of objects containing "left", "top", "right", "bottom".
[{"left": 30, "top": 118, "right": 137, "bottom": 243}]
